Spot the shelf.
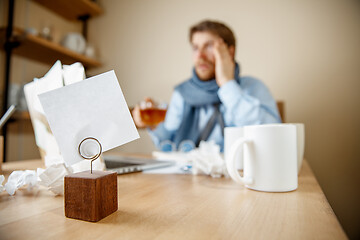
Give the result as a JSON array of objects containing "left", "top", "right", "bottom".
[
  {"left": 11, "top": 111, "right": 30, "bottom": 121},
  {"left": 32, "top": 0, "right": 103, "bottom": 21},
  {"left": 0, "top": 27, "right": 101, "bottom": 68}
]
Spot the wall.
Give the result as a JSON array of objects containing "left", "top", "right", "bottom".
[{"left": 88, "top": 0, "right": 360, "bottom": 238}]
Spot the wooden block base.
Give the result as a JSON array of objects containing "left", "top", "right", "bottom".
[{"left": 64, "top": 170, "right": 118, "bottom": 222}]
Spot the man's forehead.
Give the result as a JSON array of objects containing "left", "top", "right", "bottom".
[{"left": 191, "top": 31, "right": 218, "bottom": 45}]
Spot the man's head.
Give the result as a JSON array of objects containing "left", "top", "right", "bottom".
[{"left": 189, "top": 20, "right": 236, "bottom": 81}]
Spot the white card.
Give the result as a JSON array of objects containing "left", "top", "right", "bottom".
[{"left": 38, "top": 70, "right": 139, "bottom": 166}]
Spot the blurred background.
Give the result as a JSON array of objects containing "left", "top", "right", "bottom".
[{"left": 0, "top": 0, "right": 359, "bottom": 238}]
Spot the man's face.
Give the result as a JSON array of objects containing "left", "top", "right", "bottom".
[{"left": 191, "top": 31, "right": 218, "bottom": 81}]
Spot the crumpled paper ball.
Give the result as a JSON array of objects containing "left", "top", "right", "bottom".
[
  {"left": 0, "top": 156, "right": 105, "bottom": 196},
  {"left": 38, "top": 163, "right": 73, "bottom": 195},
  {"left": 189, "top": 141, "right": 228, "bottom": 178},
  {"left": 0, "top": 163, "right": 73, "bottom": 196},
  {"left": 0, "top": 175, "right": 5, "bottom": 192},
  {"left": 4, "top": 170, "right": 37, "bottom": 195}
]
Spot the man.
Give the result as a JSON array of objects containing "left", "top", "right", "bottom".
[{"left": 133, "top": 20, "right": 281, "bottom": 151}]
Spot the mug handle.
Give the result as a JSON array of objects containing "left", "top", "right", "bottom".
[{"left": 226, "top": 138, "right": 253, "bottom": 185}]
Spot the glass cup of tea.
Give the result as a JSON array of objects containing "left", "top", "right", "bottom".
[{"left": 139, "top": 99, "right": 167, "bottom": 127}]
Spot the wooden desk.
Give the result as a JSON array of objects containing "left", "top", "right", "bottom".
[{"left": 0, "top": 159, "right": 347, "bottom": 240}]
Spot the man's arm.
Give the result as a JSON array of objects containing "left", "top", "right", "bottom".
[{"left": 218, "top": 78, "right": 281, "bottom": 126}]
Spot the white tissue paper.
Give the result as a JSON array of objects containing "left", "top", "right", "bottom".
[
  {"left": 151, "top": 141, "right": 228, "bottom": 177},
  {"left": 0, "top": 175, "right": 5, "bottom": 192},
  {"left": 41, "top": 155, "right": 104, "bottom": 195},
  {"left": 38, "top": 163, "right": 73, "bottom": 195},
  {"left": 63, "top": 62, "right": 85, "bottom": 86},
  {"left": 189, "top": 141, "right": 228, "bottom": 178},
  {"left": 0, "top": 164, "right": 74, "bottom": 196},
  {"left": 4, "top": 170, "right": 38, "bottom": 195}
]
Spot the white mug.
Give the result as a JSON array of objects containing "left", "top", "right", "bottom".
[
  {"left": 226, "top": 124, "right": 298, "bottom": 192},
  {"left": 225, "top": 124, "right": 305, "bottom": 174},
  {"left": 291, "top": 123, "right": 305, "bottom": 174},
  {"left": 224, "top": 127, "right": 244, "bottom": 170}
]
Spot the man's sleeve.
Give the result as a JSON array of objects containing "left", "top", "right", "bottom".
[
  {"left": 147, "top": 91, "right": 185, "bottom": 148},
  {"left": 218, "top": 77, "right": 281, "bottom": 126}
]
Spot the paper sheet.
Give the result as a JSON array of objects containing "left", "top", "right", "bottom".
[{"left": 38, "top": 70, "right": 139, "bottom": 166}]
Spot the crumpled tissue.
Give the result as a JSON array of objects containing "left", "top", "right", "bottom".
[
  {"left": 0, "top": 175, "right": 5, "bottom": 192},
  {"left": 189, "top": 141, "right": 228, "bottom": 178},
  {"left": 42, "top": 154, "right": 104, "bottom": 195},
  {"left": 4, "top": 170, "right": 38, "bottom": 195},
  {"left": 0, "top": 156, "right": 104, "bottom": 196},
  {"left": 151, "top": 141, "right": 229, "bottom": 177},
  {"left": 38, "top": 163, "right": 73, "bottom": 195},
  {"left": 0, "top": 163, "right": 73, "bottom": 196}
]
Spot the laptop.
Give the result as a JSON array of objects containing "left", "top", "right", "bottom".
[{"left": 103, "top": 155, "right": 174, "bottom": 174}]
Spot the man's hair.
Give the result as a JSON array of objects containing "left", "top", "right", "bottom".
[{"left": 189, "top": 20, "right": 236, "bottom": 48}]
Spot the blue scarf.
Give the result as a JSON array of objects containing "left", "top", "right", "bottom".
[{"left": 171, "top": 63, "right": 241, "bottom": 147}]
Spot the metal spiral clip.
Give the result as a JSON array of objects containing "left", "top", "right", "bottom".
[{"left": 78, "top": 137, "right": 102, "bottom": 174}]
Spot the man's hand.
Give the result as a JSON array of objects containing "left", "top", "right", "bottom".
[
  {"left": 213, "top": 39, "right": 235, "bottom": 87},
  {"left": 132, "top": 104, "right": 147, "bottom": 128},
  {"left": 132, "top": 97, "right": 156, "bottom": 128}
]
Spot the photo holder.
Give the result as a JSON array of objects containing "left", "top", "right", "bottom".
[
  {"left": 65, "top": 136, "right": 118, "bottom": 222},
  {"left": 78, "top": 137, "right": 102, "bottom": 173}
]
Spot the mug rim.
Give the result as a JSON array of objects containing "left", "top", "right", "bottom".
[
  {"left": 225, "top": 123, "right": 303, "bottom": 130},
  {"left": 244, "top": 123, "right": 295, "bottom": 129},
  {"left": 224, "top": 126, "right": 243, "bottom": 130}
]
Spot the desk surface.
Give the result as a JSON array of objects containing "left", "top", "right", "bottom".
[{"left": 0, "top": 159, "right": 347, "bottom": 240}]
